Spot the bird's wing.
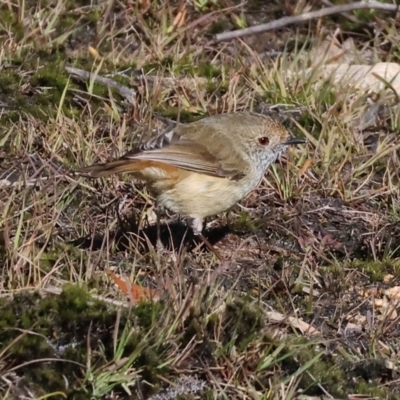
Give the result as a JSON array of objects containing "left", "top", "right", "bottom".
[{"left": 123, "top": 114, "right": 252, "bottom": 180}]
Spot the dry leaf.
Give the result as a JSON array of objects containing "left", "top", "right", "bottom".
[
  {"left": 385, "top": 286, "right": 400, "bottom": 300},
  {"left": 167, "top": 6, "right": 186, "bottom": 33},
  {"left": 383, "top": 274, "right": 394, "bottom": 283},
  {"left": 315, "top": 62, "right": 400, "bottom": 95},
  {"left": 362, "top": 286, "right": 380, "bottom": 297},
  {"left": 88, "top": 46, "right": 100, "bottom": 58},
  {"left": 374, "top": 296, "right": 389, "bottom": 309},
  {"left": 265, "top": 310, "right": 320, "bottom": 336},
  {"left": 379, "top": 303, "right": 398, "bottom": 320},
  {"left": 344, "top": 322, "right": 362, "bottom": 334},
  {"left": 107, "top": 270, "right": 157, "bottom": 302},
  {"left": 309, "top": 36, "right": 359, "bottom": 66},
  {"left": 350, "top": 312, "right": 367, "bottom": 326},
  {"left": 298, "top": 158, "right": 312, "bottom": 178}
]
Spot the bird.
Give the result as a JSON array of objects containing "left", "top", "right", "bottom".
[{"left": 77, "top": 112, "right": 306, "bottom": 260}]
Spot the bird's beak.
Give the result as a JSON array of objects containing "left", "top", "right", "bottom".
[{"left": 283, "top": 136, "right": 306, "bottom": 146}]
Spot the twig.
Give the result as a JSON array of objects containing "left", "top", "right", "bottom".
[
  {"left": 319, "top": 0, "right": 361, "bottom": 24},
  {"left": 215, "top": 1, "right": 400, "bottom": 42},
  {"left": 65, "top": 66, "right": 136, "bottom": 105}
]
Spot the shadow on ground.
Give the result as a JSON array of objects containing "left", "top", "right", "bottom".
[{"left": 70, "top": 219, "right": 231, "bottom": 255}]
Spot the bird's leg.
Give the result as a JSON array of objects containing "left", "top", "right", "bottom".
[
  {"left": 154, "top": 205, "right": 164, "bottom": 253},
  {"left": 190, "top": 218, "right": 224, "bottom": 261}
]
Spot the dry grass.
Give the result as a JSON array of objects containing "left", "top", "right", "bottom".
[{"left": 1, "top": 0, "right": 400, "bottom": 399}]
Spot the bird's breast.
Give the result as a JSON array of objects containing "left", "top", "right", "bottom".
[{"left": 154, "top": 169, "right": 262, "bottom": 219}]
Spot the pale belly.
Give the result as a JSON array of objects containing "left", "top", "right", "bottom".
[{"left": 155, "top": 172, "right": 259, "bottom": 219}]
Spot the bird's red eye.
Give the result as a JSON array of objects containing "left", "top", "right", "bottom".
[{"left": 258, "top": 137, "right": 269, "bottom": 146}]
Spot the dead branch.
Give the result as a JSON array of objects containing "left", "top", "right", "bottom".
[
  {"left": 215, "top": 1, "right": 400, "bottom": 42},
  {"left": 65, "top": 66, "right": 136, "bottom": 105}
]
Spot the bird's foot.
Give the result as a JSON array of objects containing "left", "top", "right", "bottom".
[{"left": 196, "top": 232, "right": 225, "bottom": 261}]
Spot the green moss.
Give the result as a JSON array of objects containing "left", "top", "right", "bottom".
[
  {"left": 0, "top": 51, "right": 76, "bottom": 122},
  {"left": 0, "top": 9, "right": 25, "bottom": 40},
  {"left": 276, "top": 338, "right": 391, "bottom": 397},
  {"left": 0, "top": 287, "right": 133, "bottom": 396},
  {"left": 30, "top": 58, "right": 68, "bottom": 95},
  {"left": 355, "top": 380, "right": 391, "bottom": 398},
  {"left": 348, "top": 359, "right": 394, "bottom": 397},
  {"left": 298, "top": 355, "right": 346, "bottom": 396},
  {"left": 0, "top": 284, "right": 187, "bottom": 396},
  {"left": 350, "top": 258, "right": 399, "bottom": 282},
  {"left": 59, "top": 15, "right": 78, "bottom": 30},
  {"left": 206, "top": 80, "right": 228, "bottom": 97},
  {"left": 0, "top": 71, "right": 21, "bottom": 95},
  {"left": 143, "top": 56, "right": 224, "bottom": 81},
  {"left": 192, "top": 63, "right": 222, "bottom": 79},
  {"left": 209, "top": 20, "right": 232, "bottom": 35},
  {"left": 210, "top": 297, "right": 265, "bottom": 354},
  {"left": 85, "top": 10, "right": 102, "bottom": 23},
  {"left": 230, "top": 211, "right": 264, "bottom": 234},
  {"left": 134, "top": 301, "right": 164, "bottom": 329}
]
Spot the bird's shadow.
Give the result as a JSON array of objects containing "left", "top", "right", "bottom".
[{"left": 70, "top": 218, "right": 230, "bottom": 254}]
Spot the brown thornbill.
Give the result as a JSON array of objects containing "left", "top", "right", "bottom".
[{"left": 78, "top": 112, "right": 306, "bottom": 260}]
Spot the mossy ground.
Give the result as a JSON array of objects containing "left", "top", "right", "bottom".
[{"left": 1, "top": 0, "right": 400, "bottom": 399}]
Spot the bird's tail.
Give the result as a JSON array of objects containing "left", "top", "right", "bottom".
[{"left": 77, "top": 159, "right": 142, "bottom": 178}]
